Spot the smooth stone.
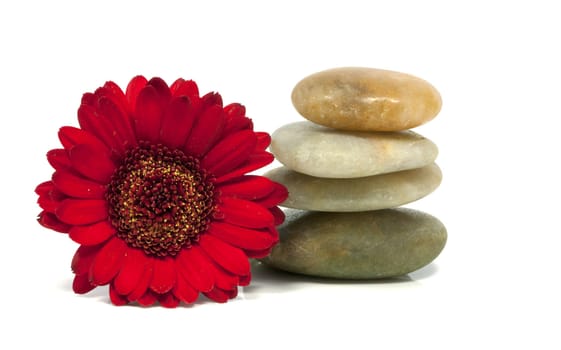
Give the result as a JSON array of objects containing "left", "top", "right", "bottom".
[
  {"left": 292, "top": 67, "right": 442, "bottom": 131},
  {"left": 264, "top": 163, "right": 441, "bottom": 212},
  {"left": 262, "top": 208, "right": 447, "bottom": 279},
  {"left": 270, "top": 121, "right": 438, "bottom": 178}
]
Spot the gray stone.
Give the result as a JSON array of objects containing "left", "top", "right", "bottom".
[
  {"left": 264, "top": 163, "right": 442, "bottom": 212},
  {"left": 270, "top": 121, "right": 438, "bottom": 178},
  {"left": 262, "top": 208, "right": 447, "bottom": 279}
]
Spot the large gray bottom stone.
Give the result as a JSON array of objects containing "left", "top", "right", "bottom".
[{"left": 262, "top": 208, "right": 447, "bottom": 279}]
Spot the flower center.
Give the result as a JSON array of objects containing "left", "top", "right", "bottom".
[{"left": 107, "top": 143, "right": 215, "bottom": 257}]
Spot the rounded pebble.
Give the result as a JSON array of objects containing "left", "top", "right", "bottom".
[
  {"left": 271, "top": 121, "right": 438, "bottom": 178},
  {"left": 262, "top": 208, "right": 447, "bottom": 279},
  {"left": 291, "top": 67, "right": 442, "bottom": 131},
  {"left": 264, "top": 163, "right": 442, "bottom": 212}
]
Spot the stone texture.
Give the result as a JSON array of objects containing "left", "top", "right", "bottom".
[
  {"left": 262, "top": 208, "right": 447, "bottom": 279},
  {"left": 292, "top": 67, "right": 442, "bottom": 131},
  {"left": 270, "top": 121, "right": 438, "bottom": 178},
  {"left": 264, "top": 163, "right": 442, "bottom": 212}
]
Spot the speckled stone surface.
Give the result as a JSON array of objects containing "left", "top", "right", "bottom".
[
  {"left": 262, "top": 208, "right": 447, "bottom": 279},
  {"left": 270, "top": 121, "right": 438, "bottom": 178},
  {"left": 264, "top": 163, "right": 442, "bottom": 212},
  {"left": 291, "top": 67, "right": 442, "bottom": 131}
]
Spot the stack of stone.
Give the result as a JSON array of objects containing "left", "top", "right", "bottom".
[{"left": 263, "top": 67, "right": 447, "bottom": 279}]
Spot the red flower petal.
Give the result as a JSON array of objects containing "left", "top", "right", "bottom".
[
  {"left": 47, "top": 149, "right": 71, "bottom": 170},
  {"left": 91, "top": 104, "right": 128, "bottom": 156},
  {"left": 223, "top": 103, "right": 245, "bottom": 119},
  {"left": 244, "top": 247, "right": 274, "bottom": 259},
  {"left": 170, "top": 79, "right": 202, "bottom": 115},
  {"left": 89, "top": 236, "right": 127, "bottom": 285},
  {"left": 109, "top": 283, "right": 129, "bottom": 306},
  {"left": 37, "top": 184, "right": 67, "bottom": 213},
  {"left": 37, "top": 211, "right": 72, "bottom": 233},
  {"left": 255, "top": 182, "right": 289, "bottom": 208},
  {"left": 58, "top": 126, "right": 106, "bottom": 151},
  {"left": 217, "top": 175, "right": 275, "bottom": 200},
  {"left": 158, "top": 293, "right": 180, "bottom": 308},
  {"left": 81, "top": 92, "right": 95, "bottom": 106},
  {"left": 100, "top": 81, "right": 129, "bottom": 112},
  {"left": 147, "top": 77, "right": 172, "bottom": 107},
  {"left": 223, "top": 103, "right": 252, "bottom": 135},
  {"left": 169, "top": 78, "right": 185, "bottom": 94},
  {"left": 73, "top": 274, "right": 96, "bottom": 294},
  {"left": 51, "top": 187, "right": 67, "bottom": 201},
  {"left": 201, "top": 130, "right": 256, "bottom": 177},
  {"left": 217, "top": 197, "right": 274, "bottom": 228},
  {"left": 173, "top": 270, "right": 199, "bottom": 304},
  {"left": 150, "top": 257, "right": 176, "bottom": 294},
  {"left": 97, "top": 96, "right": 137, "bottom": 150},
  {"left": 134, "top": 85, "right": 164, "bottom": 143},
  {"left": 224, "top": 114, "right": 253, "bottom": 136},
  {"left": 269, "top": 206, "right": 286, "bottom": 226},
  {"left": 244, "top": 227, "right": 279, "bottom": 258},
  {"left": 52, "top": 170, "right": 106, "bottom": 199},
  {"left": 215, "top": 152, "right": 274, "bottom": 184},
  {"left": 71, "top": 245, "right": 101, "bottom": 275},
  {"left": 159, "top": 96, "right": 196, "bottom": 149},
  {"left": 177, "top": 247, "right": 214, "bottom": 292},
  {"left": 202, "top": 92, "right": 223, "bottom": 107},
  {"left": 205, "top": 258, "right": 239, "bottom": 291},
  {"left": 127, "top": 262, "right": 153, "bottom": 302},
  {"left": 264, "top": 225, "right": 280, "bottom": 240},
  {"left": 183, "top": 105, "right": 225, "bottom": 158},
  {"left": 69, "top": 144, "right": 116, "bottom": 184},
  {"left": 77, "top": 104, "right": 123, "bottom": 153},
  {"left": 69, "top": 221, "right": 116, "bottom": 246},
  {"left": 204, "top": 287, "right": 238, "bottom": 303},
  {"left": 35, "top": 181, "right": 53, "bottom": 196},
  {"left": 170, "top": 79, "right": 199, "bottom": 99},
  {"left": 208, "top": 222, "right": 274, "bottom": 251},
  {"left": 114, "top": 247, "right": 149, "bottom": 296},
  {"left": 224, "top": 103, "right": 245, "bottom": 119},
  {"left": 56, "top": 199, "right": 107, "bottom": 225},
  {"left": 239, "top": 273, "right": 251, "bottom": 286},
  {"left": 198, "top": 234, "right": 250, "bottom": 276},
  {"left": 137, "top": 290, "right": 157, "bottom": 306},
  {"left": 255, "top": 132, "right": 271, "bottom": 151},
  {"left": 125, "top": 75, "right": 148, "bottom": 111},
  {"left": 37, "top": 194, "right": 59, "bottom": 213}
]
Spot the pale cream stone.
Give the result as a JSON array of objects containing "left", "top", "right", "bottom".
[
  {"left": 270, "top": 121, "right": 438, "bottom": 178},
  {"left": 264, "top": 163, "right": 442, "bottom": 212},
  {"left": 292, "top": 67, "right": 442, "bottom": 131}
]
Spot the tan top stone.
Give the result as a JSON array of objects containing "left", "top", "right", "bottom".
[{"left": 291, "top": 67, "right": 442, "bottom": 131}]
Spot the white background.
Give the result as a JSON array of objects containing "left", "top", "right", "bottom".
[{"left": 1, "top": 0, "right": 560, "bottom": 349}]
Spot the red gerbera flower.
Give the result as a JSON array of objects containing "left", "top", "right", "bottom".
[{"left": 35, "top": 76, "right": 287, "bottom": 307}]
